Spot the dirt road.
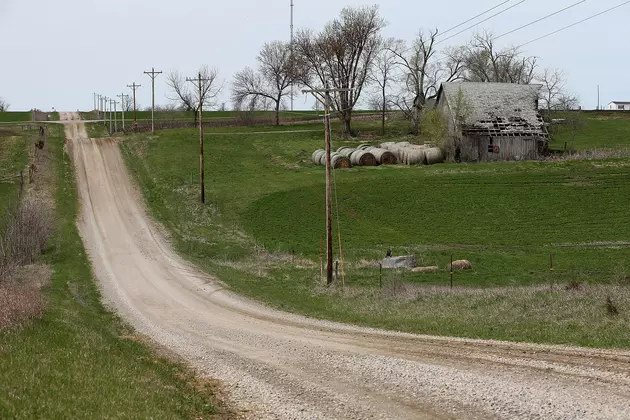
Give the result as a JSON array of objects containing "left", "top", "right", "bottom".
[{"left": 61, "top": 113, "right": 630, "bottom": 419}]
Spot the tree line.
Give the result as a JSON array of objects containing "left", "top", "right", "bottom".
[{"left": 164, "top": 5, "right": 577, "bottom": 137}]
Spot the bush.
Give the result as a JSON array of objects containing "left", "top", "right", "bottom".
[{"left": 0, "top": 199, "right": 54, "bottom": 283}]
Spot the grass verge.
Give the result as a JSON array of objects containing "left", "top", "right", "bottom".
[{"left": 0, "top": 124, "right": 228, "bottom": 419}]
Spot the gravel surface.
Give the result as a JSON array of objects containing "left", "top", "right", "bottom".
[{"left": 62, "top": 113, "right": 630, "bottom": 419}]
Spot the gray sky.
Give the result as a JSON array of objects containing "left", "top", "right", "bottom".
[{"left": 0, "top": 0, "right": 628, "bottom": 111}]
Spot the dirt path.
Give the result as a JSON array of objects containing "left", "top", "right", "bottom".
[{"left": 61, "top": 112, "right": 630, "bottom": 419}]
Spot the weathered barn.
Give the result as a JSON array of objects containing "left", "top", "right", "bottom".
[{"left": 435, "top": 82, "right": 548, "bottom": 162}]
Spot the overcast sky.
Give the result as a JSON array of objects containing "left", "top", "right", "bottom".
[{"left": 0, "top": 0, "right": 628, "bottom": 111}]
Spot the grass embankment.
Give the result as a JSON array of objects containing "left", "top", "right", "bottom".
[
  {"left": 0, "top": 124, "right": 226, "bottom": 418},
  {"left": 118, "top": 118, "right": 630, "bottom": 347},
  {"left": 0, "top": 112, "right": 32, "bottom": 123},
  {"left": 551, "top": 110, "right": 630, "bottom": 151}
]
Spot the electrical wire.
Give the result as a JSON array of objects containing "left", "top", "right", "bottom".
[
  {"left": 516, "top": 0, "right": 630, "bottom": 49},
  {"left": 493, "top": 0, "right": 587, "bottom": 41},
  {"left": 438, "top": 0, "right": 513, "bottom": 37},
  {"left": 435, "top": 0, "right": 527, "bottom": 45}
]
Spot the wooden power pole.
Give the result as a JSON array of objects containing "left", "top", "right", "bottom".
[
  {"left": 127, "top": 82, "right": 141, "bottom": 127},
  {"left": 144, "top": 68, "right": 162, "bottom": 133},
  {"left": 302, "top": 84, "right": 351, "bottom": 285},
  {"left": 186, "top": 72, "right": 211, "bottom": 204}
]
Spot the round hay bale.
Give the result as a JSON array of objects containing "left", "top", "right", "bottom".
[
  {"left": 331, "top": 153, "right": 351, "bottom": 169},
  {"left": 319, "top": 152, "right": 328, "bottom": 166},
  {"left": 425, "top": 148, "right": 444, "bottom": 165},
  {"left": 350, "top": 150, "right": 377, "bottom": 166},
  {"left": 379, "top": 142, "right": 395, "bottom": 150},
  {"left": 447, "top": 260, "right": 472, "bottom": 271},
  {"left": 358, "top": 144, "right": 372, "bottom": 150},
  {"left": 406, "top": 149, "right": 427, "bottom": 165},
  {"left": 396, "top": 141, "right": 411, "bottom": 147},
  {"left": 312, "top": 149, "right": 325, "bottom": 165},
  {"left": 337, "top": 147, "right": 356, "bottom": 158},
  {"left": 368, "top": 148, "right": 398, "bottom": 165}
]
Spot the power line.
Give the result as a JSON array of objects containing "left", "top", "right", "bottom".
[
  {"left": 494, "top": 0, "right": 587, "bottom": 41},
  {"left": 516, "top": 0, "right": 630, "bottom": 49},
  {"left": 436, "top": 0, "right": 527, "bottom": 45},
  {"left": 438, "top": 0, "right": 512, "bottom": 37},
  {"left": 428, "top": 0, "right": 626, "bottom": 66}
]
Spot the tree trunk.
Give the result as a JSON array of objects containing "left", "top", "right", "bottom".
[
  {"left": 381, "top": 85, "right": 386, "bottom": 135},
  {"left": 194, "top": 109, "right": 198, "bottom": 126},
  {"left": 274, "top": 100, "right": 280, "bottom": 126},
  {"left": 342, "top": 110, "right": 354, "bottom": 137}
]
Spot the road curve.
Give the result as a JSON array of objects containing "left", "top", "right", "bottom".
[{"left": 61, "top": 113, "right": 630, "bottom": 419}]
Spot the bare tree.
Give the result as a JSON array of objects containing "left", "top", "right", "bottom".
[
  {"left": 459, "top": 32, "right": 537, "bottom": 84},
  {"left": 295, "top": 5, "right": 385, "bottom": 136},
  {"left": 0, "top": 98, "right": 9, "bottom": 112},
  {"left": 231, "top": 41, "right": 298, "bottom": 126},
  {"left": 369, "top": 37, "right": 398, "bottom": 134},
  {"left": 166, "top": 65, "right": 222, "bottom": 124},
  {"left": 389, "top": 30, "right": 464, "bottom": 134},
  {"left": 538, "top": 68, "right": 579, "bottom": 113}
]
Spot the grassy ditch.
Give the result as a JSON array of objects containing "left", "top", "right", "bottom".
[
  {"left": 0, "top": 124, "right": 227, "bottom": 419},
  {"left": 119, "top": 119, "right": 630, "bottom": 348}
]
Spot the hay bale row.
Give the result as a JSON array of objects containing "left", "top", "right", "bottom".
[
  {"left": 311, "top": 149, "right": 351, "bottom": 169},
  {"left": 379, "top": 141, "right": 444, "bottom": 166}
]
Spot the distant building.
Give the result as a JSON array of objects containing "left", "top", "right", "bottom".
[
  {"left": 435, "top": 82, "right": 548, "bottom": 162},
  {"left": 607, "top": 101, "right": 630, "bottom": 111}
]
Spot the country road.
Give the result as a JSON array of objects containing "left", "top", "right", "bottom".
[{"left": 61, "top": 112, "right": 630, "bottom": 419}]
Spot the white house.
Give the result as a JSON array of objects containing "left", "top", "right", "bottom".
[{"left": 607, "top": 101, "right": 630, "bottom": 110}]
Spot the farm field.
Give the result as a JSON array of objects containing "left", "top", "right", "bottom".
[
  {"left": 0, "top": 112, "right": 33, "bottom": 123},
  {"left": 118, "top": 117, "right": 630, "bottom": 347},
  {"left": 0, "top": 124, "right": 226, "bottom": 418}
]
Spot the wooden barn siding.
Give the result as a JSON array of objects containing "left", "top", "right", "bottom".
[{"left": 461, "top": 136, "right": 542, "bottom": 162}]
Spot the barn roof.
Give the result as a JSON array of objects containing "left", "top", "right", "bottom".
[{"left": 437, "top": 82, "right": 546, "bottom": 137}]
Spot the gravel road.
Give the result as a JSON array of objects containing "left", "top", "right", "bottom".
[{"left": 61, "top": 113, "right": 630, "bottom": 419}]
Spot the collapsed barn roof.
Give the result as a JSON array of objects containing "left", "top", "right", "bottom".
[{"left": 437, "top": 82, "right": 547, "bottom": 138}]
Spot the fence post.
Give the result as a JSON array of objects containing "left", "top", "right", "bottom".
[{"left": 450, "top": 254, "right": 454, "bottom": 289}]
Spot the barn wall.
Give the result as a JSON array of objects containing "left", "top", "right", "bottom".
[{"left": 461, "top": 135, "right": 542, "bottom": 162}]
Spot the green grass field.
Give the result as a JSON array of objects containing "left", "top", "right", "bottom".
[
  {"left": 0, "top": 128, "right": 28, "bottom": 210},
  {"left": 551, "top": 111, "right": 630, "bottom": 151},
  {"left": 0, "top": 112, "right": 32, "bottom": 123},
  {"left": 81, "top": 109, "right": 379, "bottom": 124},
  {"left": 118, "top": 116, "right": 630, "bottom": 348},
  {"left": 0, "top": 125, "right": 226, "bottom": 418}
]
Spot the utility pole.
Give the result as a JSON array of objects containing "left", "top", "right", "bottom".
[
  {"left": 109, "top": 99, "right": 114, "bottom": 134},
  {"left": 127, "top": 82, "right": 141, "bottom": 127},
  {"left": 290, "top": 0, "right": 294, "bottom": 112},
  {"left": 597, "top": 85, "right": 600, "bottom": 110},
  {"left": 114, "top": 100, "right": 120, "bottom": 133},
  {"left": 118, "top": 93, "right": 129, "bottom": 131},
  {"left": 103, "top": 97, "right": 108, "bottom": 127},
  {"left": 144, "top": 67, "right": 162, "bottom": 133},
  {"left": 302, "top": 84, "right": 352, "bottom": 285},
  {"left": 186, "top": 72, "right": 211, "bottom": 204}
]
